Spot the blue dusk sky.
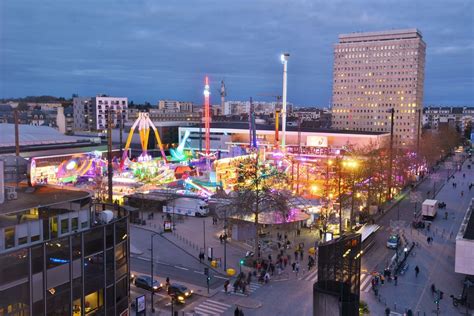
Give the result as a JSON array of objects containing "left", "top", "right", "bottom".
[{"left": 0, "top": 0, "right": 473, "bottom": 106}]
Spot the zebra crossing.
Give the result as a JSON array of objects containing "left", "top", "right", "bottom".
[
  {"left": 188, "top": 299, "right": 232, "bottom": 316},
  {"left": 221, "top": 281, "right": 261, "bottom": 297},
  {"left": 300, "top": 268, "right": 373, "bottom": 293},
  {"left": 360, "top": 273, "right": 373, "bottom": 293}
]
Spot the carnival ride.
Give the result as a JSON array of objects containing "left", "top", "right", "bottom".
[
  {"left": 170, "top": 130, "right": 193, "bottom": 162},
  {"left": 56, "top": 153, "right": 106, "bottom": 183},
  {"left": 120, "top": 112, "right": 167, "bottom": 170}
]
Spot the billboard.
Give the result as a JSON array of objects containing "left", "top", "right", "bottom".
[{"left": 307, "top": 136, "right": 328, "bottom": 147}]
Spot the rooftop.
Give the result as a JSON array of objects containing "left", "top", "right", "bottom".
[
  {"left": 189, "top": 122, "right": 387, "bottom": 136},
  {"left": 0, "top": 123, "right": 96, "bottom": 149},
  {"left": 463, "top": 199, "right": 474, "bottom": 240},
  {"left": 0, "top": 185, "right": 91, "bottom": 215},
  {"left": 339, "top": 28, "right": 422, "bottom": 43}
]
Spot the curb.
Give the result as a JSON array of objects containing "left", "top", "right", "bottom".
[{"left": 131, "top": 224, "right": 223, "bottom": 276}]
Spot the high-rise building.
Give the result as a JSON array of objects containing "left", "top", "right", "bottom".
[
  {"left": 73, "top": 95, "right": 128, "bottom": 131},
  {"left": 331, "top": 29, "right": 426, "bottom": 146}
]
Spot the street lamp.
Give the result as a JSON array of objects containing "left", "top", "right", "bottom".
[
  {"left": 280, "top": 53, "right": 290, "bottom": 150},
  {"left": 151, "top": 232, "right": 160, "bottom": 313}
]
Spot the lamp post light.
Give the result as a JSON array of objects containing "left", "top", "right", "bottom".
[
  {"left": 280, "top": 53, "right": 290, "bottom": 150},
  {"left": 150, "top": 232, "right": 160, "bottom": 313}
]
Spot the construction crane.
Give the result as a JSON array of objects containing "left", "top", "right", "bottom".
[
  {"left": 257, "top": 93, "right": 282, "bottom": 150},
  {"left": 220, "top": 80, "right": 226, "bottom": 115}
]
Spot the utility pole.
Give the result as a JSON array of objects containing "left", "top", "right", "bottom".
[
  {"left": 14, "top": 109, "right": 20, "bottom": 187},
  {"left": 107, "top": 109, "right": 114, "bottom": 203},
  {"left": 203, "top": 220, "right": 206, "bottom": 260},
  {"left": 416, "top": 108, "right": 421, "bottom": 175},
  {"left": 388, "top": 108, "right": 395, "bottom": 200},
  {"left": 224, "top": 207, "right": 227, "bottom": 271},
  {"left": 296, "top": 113, "right": 301, "bottom": 194},
  {"left": 150, "top": 232, "right": 159, "bottom": 313},
  {"left": 280, "top": 53, "right": 289, "bottom": 149},
  {"left": 119, "top": 110, "right": 124, "bottom": 158}
]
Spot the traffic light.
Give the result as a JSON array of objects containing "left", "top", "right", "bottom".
[
  {"left": 240, "top": 259, "right": 244, "bottom": 265},
  {"left": 204, "top": 267, "right": 209, "bottom": 276},
  {"left": 207, "top": 276, "right": 211, "bottom": 282},
  {"left": 439, "top": 291, "right": 444, "bottom": 300}
]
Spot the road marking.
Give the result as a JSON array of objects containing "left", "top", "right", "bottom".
[
  {"left": 175, "top": 266, "right": 189, "bottom": 270},
  {"left": 221, "top": 282, "right": 261, "bottom": 296},
  {"left": 194, "top": 270, "right": 205, "bottom": 274},
  {"left": 300, "top": 269, "right": 318, "bottom": 282},
  {"left": 214, "top": 275, "right": 228, "bottom": 280},
  {"left": 360, "top": 273, "right": 372, "bottom": 292},
  {"left": 190, "top": 298, "right": 232, "bottom": 315}
]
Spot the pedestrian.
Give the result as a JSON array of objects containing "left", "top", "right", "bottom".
[
  {"left": 300, "top": 250, "right": 304, "bottom": 261},
  {"left": 295, "top": 261, "right": 300, "bottom": 276},
  {"left": 284, "top": 233, "right": 287, "bottom": 240},
  {"left": 166, "top": 277, "right": 170, "bottom": 289},
  {"left": 241, "top": 281, "right": 247, "bottom": 295},
  {"left": 268, "top": 254, "right": 272, "bottom": 262},
  {"left": 292, "top": 262, "right": 296, "bottom": 272},
  {"left": 415, "top": 265, "right": 419, "bottom": 277},
  {"left": 234, "top": 307, "right": 240, "bottom": 316},
  {"left": 224, "top": 280, "right": 229, "bottom": 294},
  {"left": 294, "top": 250, "right": 298, "bottom": 261},
  {"left": 219, "top": 234, "right": 223, "bottom": 244},
  {"left": 463, "top": 173, "right": 466, "bottom": 178},
  {"left": 277, "top": 241, "right": 281, "bottom": 250},
  {"left": 461, "top": 190, "right": 464, "bottom": 197},
  {"left": 283, "top": 256, "right": 288, "bottom": 268},
  {"left": 380, "top": 275, "right": 385, "bottom": 285},
  {"left": 445, "top": 211, "right": 448, "bottom": 220},
  {"left": 297, "top": 228, "right": 301, "bottom": 236},
  {"left": 385, "top": 307, "right": 391, "bottom": 316},
  {"left": 264, "top": 271, "right": 270, "bottom": 284},
  {"left": 394, "top": 275, "right": 398, "bottom": 286}
]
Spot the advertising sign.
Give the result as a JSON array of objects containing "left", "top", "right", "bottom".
[
  {"left": 307, "top": 136, "right": 328, "bottom": 147},
  {"left": 136, "top": 295, "right": 146, "bottom": 315}
]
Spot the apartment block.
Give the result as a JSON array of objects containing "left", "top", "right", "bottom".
[
  {"left": 158, "top": 100, "right": 194, "bottom": 113},
  {"left": 73, "top": 96, "right": 128, "bottom": 131},
  {"left": 331, "top": 29, "right": 426, "bottom": 146}
]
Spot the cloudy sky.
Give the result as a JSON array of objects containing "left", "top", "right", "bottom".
[{"left": 0, "top": 0, "right": 473, "bottom": 106}]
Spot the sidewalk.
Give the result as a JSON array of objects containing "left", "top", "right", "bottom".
[{"left": 362, "top": 154, "right": 474, "bottom": 315}]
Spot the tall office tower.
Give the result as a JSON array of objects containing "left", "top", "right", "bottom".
[{"left": 331, "top": 29, "right": 426, "bottom": 146}]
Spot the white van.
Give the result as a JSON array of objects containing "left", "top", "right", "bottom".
[{"left": 163, "top": 197, "right": 209, "bottom": 217}]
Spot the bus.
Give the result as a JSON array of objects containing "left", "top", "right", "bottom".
[{"left": 356, "top": 224, "right": 381, "bottom": 255}]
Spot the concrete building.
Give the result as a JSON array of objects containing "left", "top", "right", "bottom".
[
  {"left": 178, "top": 122, "right": 389, "bottom": 154},
  {"left": 56, "top": 106, "right": 74, "bottom": 135},
  {"left": 223, "top": 101, "right": 293, "bottom": 116},
  {"left": 331, "top": 29, "right": 426, "bottom": 146},
  {"left": 455, "top": 198, "right": 474, "bottom": 276},
  {"left": 0, "top": 178, "right": 130, "bottom": 315},
  {"left": 424, "top": 106, "right": 474, "bottom": 132},
  {"left": 73, "top": 96, "right": 128, "bottom": 132},
  {"left": 157, "top": 100, "right": 194, "bottom": 113}
]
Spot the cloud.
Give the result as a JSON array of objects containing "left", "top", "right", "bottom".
[{"left": 0, "top": 0, "right": 473, "bottom": 105}]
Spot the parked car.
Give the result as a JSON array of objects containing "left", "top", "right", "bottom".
[
  {"left": 386, "top": 234, "right": 400, "bottom": 249},
  {"left": 168, "top": 283, "right": 193, "bottom": 303},
  {"left": 133, "top": 275, "right": 163, "bottom": 292}
]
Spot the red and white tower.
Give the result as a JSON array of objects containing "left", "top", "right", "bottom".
[{"left": 203, "top": 76, "right": 211, "bottom": 155}]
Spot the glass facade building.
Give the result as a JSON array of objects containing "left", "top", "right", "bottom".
[{"left": 0, "top": 190, "right": 129, "bottom": 316}]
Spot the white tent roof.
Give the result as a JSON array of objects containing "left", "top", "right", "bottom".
[{"left": 0, "top": 124, "right": 92, "bottom": 147}]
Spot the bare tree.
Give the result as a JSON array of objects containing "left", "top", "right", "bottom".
[{"left": 223, "top": 154, "right": 290, "bottom": 259}]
